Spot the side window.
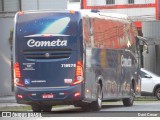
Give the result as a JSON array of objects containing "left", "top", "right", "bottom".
[
  {"left": 128, "top": 0, "right": 134, "bottom": 4},
  {"left": 106, "top": 0, "right": 115, "bottom": 4},
  {"left": 86, "top": 16, "right": 90, "bottom": 34},
  {"left": 86, "top": 16, "right": 93, "bottom": 36},
  {"left": 86, "top": 16, "right": 94, "bottom": 47},
  {"left": 141, "top": 71, "right": 147, "bottom": 78}
]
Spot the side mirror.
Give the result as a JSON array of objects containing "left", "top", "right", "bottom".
[
  {"left": 136, "top": 36, "right": 149, "bottom": 54},
  {"left": 143, "top": 44, "right": 149, "bottom": 54},
  {"left": 145, "top": 75, "right": 152, "bottom": 78}
]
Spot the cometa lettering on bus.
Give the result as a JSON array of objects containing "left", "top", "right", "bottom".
[{"left": 27, "top": 39, "right": 67, "bottom": 47}]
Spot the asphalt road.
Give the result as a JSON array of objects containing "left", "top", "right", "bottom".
[
  {"left": 0, "top": 101, "right": 160, "bottom": 117},
  {"left": 100, "top": 101, "right": 160, "bottom": 111},
  {"left": 50, "top": 101, "right": 160, "bottom": 112},
  {"left": 41, "top": 101, "right": 160, "bottom": 117}
]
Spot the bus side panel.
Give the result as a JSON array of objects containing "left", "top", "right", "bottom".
[
  {"left": 102, "top": 49, "right": 121, "bottom": 99},
  {"left": 84, "top": 48, "right": 123, "bottom": 100},
  {"left": 83, "top": 13, "right": 140, "bottom": 101},
  {"left": 84, "top": 48, "right": 94, "bottom": 101},
  {"left": 120, "top": 50, "right": 138, "bottom": 98}
]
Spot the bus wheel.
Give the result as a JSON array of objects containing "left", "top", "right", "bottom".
[
  {"left": 155, "top": 87, "right": 160, "bottom": 100},
  {"left": 41, "top": 105, "right": 52, "bottom": 112},
  {"left": 122, "top": 85, "right": 134, "bottom": 106},
  {"left": 81, "top": 103, "right": 91, "bottom": 112},
  {"left": 91, "top": 84, "right": 103, "bottom": 111},
  {"left": 31, "top": 104, "right": 41, "bottom": 112}
]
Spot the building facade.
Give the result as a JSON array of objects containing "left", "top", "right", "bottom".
[
  {"left": 81, "top": 0, "right": 160, "bottom": 74},
  {"left": 0, "top": 0, "right": 68, "bottom": 12},
  {"left": 82, "top": 0, "right": 160, "bottom": 29},
  {"left": 142, "top": 21, "right": 160, "bottom": 75}
]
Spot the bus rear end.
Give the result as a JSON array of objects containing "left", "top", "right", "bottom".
[{"left": 13, "top": 10, "right": 84, "bottom": 111}]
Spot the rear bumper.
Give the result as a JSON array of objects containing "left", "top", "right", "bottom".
[{"left": 15, "top": 84, "right": 84, "bottom": 105}]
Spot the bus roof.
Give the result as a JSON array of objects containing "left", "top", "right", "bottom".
[
  {"left": 16, "top": 10, "right": 79, "bottom": 16},
  {"left": 79, "top": 9, "right": 130, "bottom": 22},
  {"left": 16, "top": 9, "right": 130, "bottom": 23}
]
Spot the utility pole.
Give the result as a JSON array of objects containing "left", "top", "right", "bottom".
[
  {"left": 2, "top": 0, "right": 4, "bottom": 11},
  {"left": 19, "top": 0, "right": 22, "bottom": 11},
  {"left": 37, "top": 0, "right": 39, "bottom": 10}
]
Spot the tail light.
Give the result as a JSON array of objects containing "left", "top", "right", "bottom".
[
  {"left": 14, "top": 63, "right": 21, "bottom": 78},
  {"left": 74, "top": 92, "right": 81, "bottom": 97},
  {"left": 72, "top": 61, "right": 84, "bottom": 85},
  {"left": 18, "top": 11, "right": 24, "bottom": 16},
  {"left": 14, "top": 63, "right": 25, "bottom": 87},
  {"left": 70, "top": 10, "right": 75, "bottom": 14},
  {"left": 17, "top": 94, "right": 24, "bottom": 99}
]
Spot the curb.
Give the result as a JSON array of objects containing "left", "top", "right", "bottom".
[{"left": 0, "top": 96, "right": 16, "bottom": 103}]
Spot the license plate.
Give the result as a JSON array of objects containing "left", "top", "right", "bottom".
[{"left": 42, "top": 94, "right": 54, "bottom": 99}]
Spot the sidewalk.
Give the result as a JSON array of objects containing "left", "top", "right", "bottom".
[
  {"left": 0, "top": 96, "right": 16, "bottom": 103},
  {"left": 0, "top": 95, "right": 29, "bottom": 108}
]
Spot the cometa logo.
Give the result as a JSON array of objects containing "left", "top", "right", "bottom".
[
  {"left": 121, "top": 55, "right": 132, "bottom": 67},
  {"left": 27, "top": 39, "right": 67, "bottom": 47}
]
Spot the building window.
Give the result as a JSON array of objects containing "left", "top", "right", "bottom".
[
  {"left": 106, "top": 0, "right": 115, "bottom": 5},
  {"left": 128, "top": 0, "right": 134, "bottom": 4}
]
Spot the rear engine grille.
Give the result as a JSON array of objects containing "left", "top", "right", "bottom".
[{"left": 24, "top": 49, "right": 72, "bottom": 60}]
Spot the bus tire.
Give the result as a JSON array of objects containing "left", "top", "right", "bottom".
[
  {"left": 31, "top": 104, "right": 41, "bottom": 112},
  {"left": 91, "top": 84, "right": 103, "bottom": 111},
  {"left": 41, "top": 105, "right": 52, "bottom": 112},
  {"left": 122, "top": 84, "right": 134, "bottom": 106},
  {"left": 81, "top": 103, "right": 91, "bottom": 112}
]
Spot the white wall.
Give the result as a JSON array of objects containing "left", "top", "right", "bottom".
[
  {"left": 21, "top": 0, "right": 38, "bottom": 11},
  {"left": 95, "top": 0, "right": 106, "bottom": 6},
  {"left": 68, "top": 2, "right": 80, "bottom": 10},
  {"left": 145, "top": 0, "right": 155, "bottom": 4},
  {"left": 4, "top": 0, "right": 19, "bottom": 12},
  {"left": 103, "top": 7, "right": 156, "bottom": 21},
  {"left": 22, "top": 0, "right": 67, "bottom": 11},
  {"left": 135, "top": 0, "right": 146, "bottom": 4},
  {"left": 69, "top": 0, "right": 80, "bottom": 2},
  {"left": 135, "top": 0, "right": 155, "bottom": 4},
  {"left": 87, "top": 0, "right": 156, "bottom": 6},
  {"left": 115, "top": 0, "right": 128, "bottom": 5},
  {"left": 0, "top": 17, "right": 13, "bottom": 96},
  {"left": 39, "top": 0, "right": 67, "bottom": 10},
  {"left": 87, "top": 0, "right": 96, "bottom": 6}
]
